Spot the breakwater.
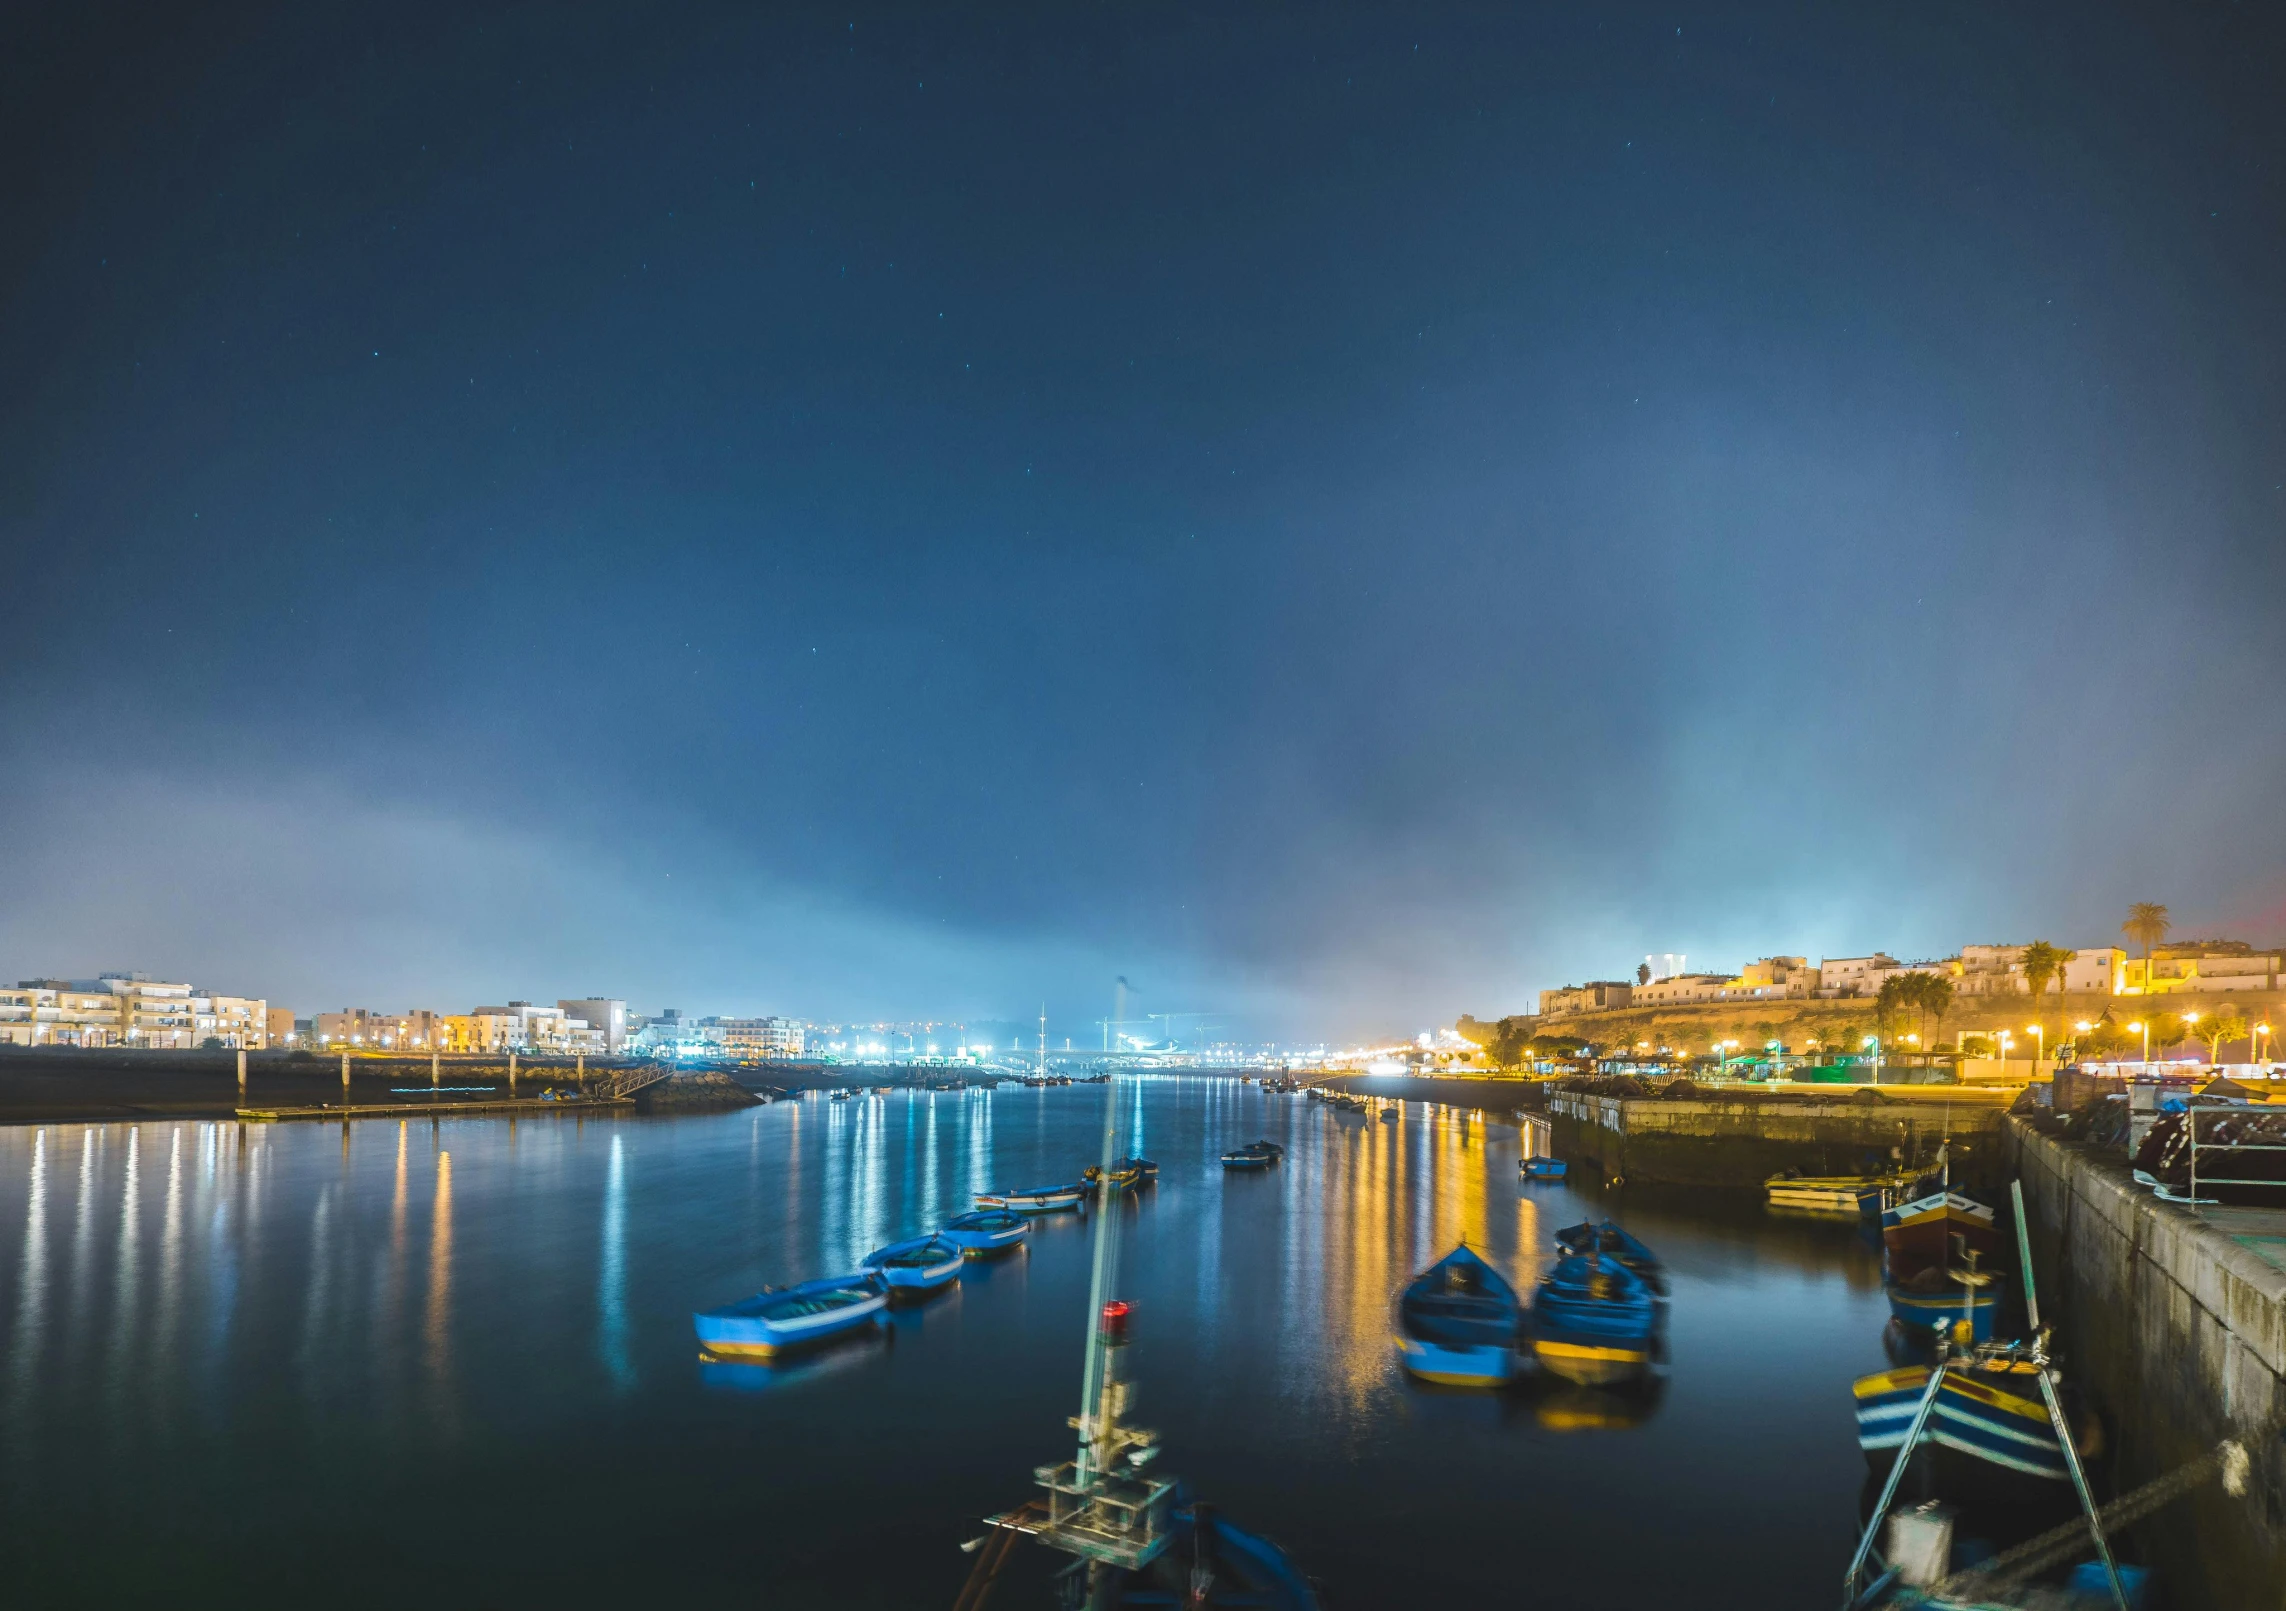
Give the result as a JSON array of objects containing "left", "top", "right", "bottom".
[
  {"left": 2007, "top": 1117, "right": 2286, "bottom": 1610},
  {"left": 1543, "top": 1085, "right": 2015, "bottom": 1189}
]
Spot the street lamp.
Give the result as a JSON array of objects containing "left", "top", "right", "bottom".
[
  {"left": 1997, "top": 1031, "right": 2014, "bottom": 1079},
  {"left": 1863, "top": 1034, "right": 1883, "bottom": 1085},
  {"left": 2258, "top": 1022, "right": 2273, "bottom": 1068},
  {"left": 2129, "top": 1020, "right": 2148, "bottom": 1075},
  {"left": 2026, "top": 1023, "right": 2044, "bottom": 1069},
  {"left": 2184, "top": 1011, "right": 2202, "bottom": 1068}
]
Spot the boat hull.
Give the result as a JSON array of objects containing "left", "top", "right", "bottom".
[
  {"left": 1396, "top": 1333, "right": 1515, "bottom": 1387},
  {"left": 1882, "top": 1191, "right": 2000, "bottom": 1283},
  {"left": 977, "top": 1187, "right": 1083, "bottom": 1213},
  {"left": 1885, "top": 1280, "right": 2002, "bottom": 1343},
  {"left": 876, "top": 1256, "right": 962, "bottom": 1292},
  {"left": 942, "top": 1213, "right": 1030, "bottom": 1256},
  {"left": 1221, "top": 1154, "right": 1273, "bottom": 1169},
  {"left": 1765, "top": 1175, "right": 1882, "bottom": 1214},
  {"left": 693, "top": 1281, "right": 887, "bottom": 1359},
  {"left": 1531, "top": 1331, "right": 1655, "bottom": 1386},
  {"left": 1521, "top": 1158, "right": 1568, "bottom": 1181},
  {"left": 1854, "top": 1365, "right": 2072, "bottom": 1504}
]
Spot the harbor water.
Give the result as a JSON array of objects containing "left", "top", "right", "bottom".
[{"left": 0, "top": 1079, "right": 1895, "bottom": 1606}]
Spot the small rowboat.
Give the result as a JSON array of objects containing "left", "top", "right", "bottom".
[
  {"left": 1531, "top": 1253, "right": 1661, "bottom": 1386},
  {"left": 1395, "top": 1243, "right": 1521, "bottom": 1387},
  {"left": 941, "top": 1209, "right": 1030, "bottom": 1256},
  {"left": 1883, "top": 1188, "right": 2000, "bottom": 1284},
  {"left": 1764, "top": 1171, "right": 1897, "bottom": 1216},
  {"left": 1553, "top": 1220, "right": 1667, "bottom": 1295},
  {"left": 1084, "top": 1157, "right": 1155, "bottom": 1192},
  {"left": 976, "top": 1183, "right": 1085, "bottom": 1213},
  {"left": 1520, "top": 1156, "right": 1568, "bottom": 1181},
  {"left": 1885, "top": 1265, "right": 2004, "bottom": 1344},
  {"left": 861, "top": 1234, "right": 965, "bottom": 1295},
  {"left": 1220, "top": 1140, "right": 1283, "bottom": 1169},
  {"left": 693, "top": 1273, "right": 886, "bottom": 1359}
]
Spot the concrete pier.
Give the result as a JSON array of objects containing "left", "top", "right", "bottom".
[{"left": 2007, "top": 1117, "right": 2286, "bottom": 1610}]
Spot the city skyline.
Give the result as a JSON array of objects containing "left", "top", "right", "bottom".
[{"left": 5, "top": 7, "right": 2283, "bottom": 1041}]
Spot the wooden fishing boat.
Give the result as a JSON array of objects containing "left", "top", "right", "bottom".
[
  {"left": 941, "top": 1208, "right": 1030, "bottom": 1256},
  {"left": 1854, "top": 1358, "right": 2074, "bottom": 1503},
  {"left": 1530, "top": 1252, "right": 1661, "bottom": 1386},
  {"left": 1886, "top": 1262, "right": 2004, "bottom": 1344},
  {"left": 1220, "top": 1140, "right": 1283, "bottom": 1169},
  {"left": 976, "top": 1183, "right": 1086, "bottom": 1213},
  {"left": 692, "top": 1273, "right": 886, "bottom": 1358},
  {"left": 1765, "top": 1170, "right": 1900, "bottom": 1217},
  {"left": 861, "top": 1234, "right": 965, "bottom": 1295},
  {"left": 1883, "top": 1187, "right": 2000, "bottom": 1284},
  {"left": 1553, "top": 1220, "right": 1667, "bottom": 1295},
  {"left": 1520, "top": 1156, "right": 1568, "bottom": 1181},
  {"left": 1394, "top": 1244, "right": 1521, "bottom": 1387},
  {"left": 1083, "top": 1156, "right": 1155, "bottom": 1191}
]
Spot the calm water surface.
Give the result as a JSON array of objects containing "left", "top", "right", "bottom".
[{"left": 0, "top": 1080, "right": 1892, "bottom": 1607}]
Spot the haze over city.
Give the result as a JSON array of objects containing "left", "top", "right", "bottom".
[{"left": 5, "top": 5, "right": 2283, "bottom": 1039}]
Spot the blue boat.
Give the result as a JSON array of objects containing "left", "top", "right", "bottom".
[
  {"left": 861, "top": 1234, "right": 964, "bottom": 1295},
  {"left": 1854, "top": 1360, "right": 2073, "bottom": 1500},
  {"left": 1531, "top": 1253, "right": 1660, "bottom": 1386},
  {"left": 941, "top": 1208, "right": 1030, "bottom": 1256},
  {"left": 1885, "top": 1268, "right": 2004, "bottom": 1344},
  {"left": 1553, "top": 1220, "right": 1668, "bottom": 1295},
  {"left": 1220, "top": 1140, "right": 1283, "bottom": 1169},
  {"left": 693, "top": 1272, "right": 887, "bottom": 1359},
  {"left": 1394, "top": 1244, "right": 1521, "bottom": 1387},
  {"left": 976, "top": 1183, "right": 1085, "bottom": 1213},
  {"left": 1521, "top": 1156, "right": 1567, "bottom": 1181}
]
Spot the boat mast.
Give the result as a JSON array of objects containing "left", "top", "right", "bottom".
[{"left": 1077, "top": 1072, "right": 1124, "bottom": 1483}]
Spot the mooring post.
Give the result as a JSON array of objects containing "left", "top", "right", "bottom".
[
  {"left": 509, "top": 1049, "right": 517, "bottom": 1094},
  {"left": 432, "top": 1048, "right": 440, "bottom": 1087},
  {"left": 577, "top": 1052, "right": 585, "bottom": 1091},
  {"left": 237, "top": 1046, "right": 247, "bottom": 1102},
  {"left": 341, "top": 1049, "right": 351, "bottom": 1100}
]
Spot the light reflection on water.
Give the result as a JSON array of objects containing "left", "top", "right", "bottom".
[{"left": 0, "top": 1081, "right": 1893, "bottom": 1608}]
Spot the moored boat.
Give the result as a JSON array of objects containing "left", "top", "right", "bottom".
[
  {"left": 1395, "top": 1243, "right": 1521, "bottom": 1387},
  {"left": 1886, "top": 1263, "right": 2004, "bottom": 1344},
  {"left": 1520, "top": 1156, "right": 1568, "bottom": 1181},
  {"left": 1531, "top": 1253, "right": 1661, "bottom": 1386},
  {"left": 941, "top": 1208, "right": 1030, "bottom": 1256},
  {"left": 861, "top": 1234, "right": 965, "bottom": 1295},
  {"left": 1883, "top": 1187, "right": 2000, "bottom": 1284},
  {"left": 1854, "top": 1358, "right": 2075, "bottom": 1504},
  {"left": 978, "top": 1182, "right": 1085, "bottom": 1213},
  {"left": 1220, "top": 1140, "right": 1283, "bottom": 1169},
  {"left": 693, "top": 1272, "right": 887, "bottom": 1359},
  {"left": 1553, "top": 1220, "right": 1667, "bottom": 1295},
  {"left": 1084, "top": 1156, "right": 1155, "bottom": 1191},
  {"left": 1765, "top": 1170, "right": 1901, "bottom": 1217}
]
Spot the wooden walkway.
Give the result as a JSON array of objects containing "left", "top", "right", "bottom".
[{"left": 236, "top": 1095, "right": 635, "bottom": 1122}]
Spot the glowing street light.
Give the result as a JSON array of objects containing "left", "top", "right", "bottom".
[
  {"left": 2129, "top": 1020, "right": 2149, "bottom": 1074},
  {"left": 2026, "top": 1023, "right": 2044, "bottom": 1068}
]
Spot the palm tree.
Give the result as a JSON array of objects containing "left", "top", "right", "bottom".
[
  {"left": 2123, "top": 902, "right": 2171, "bottom": 992},
  {"left": 1922, "top": 973, "right": 1955, "bottom": 1046},
  {"left": 2020, "top": 941, "right": 2073, "bottom": 1037}
]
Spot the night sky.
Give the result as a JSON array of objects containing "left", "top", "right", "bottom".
[{"left": 4, "top": 5, "right": 2283, "bottom": 1039}]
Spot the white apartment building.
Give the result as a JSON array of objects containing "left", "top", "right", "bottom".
[
  {"left": 315, "top": 1008, "right": 444, "bottom": 1049},
  {"left": 0, "top": 974, "right": 268, "bottom": 1048},
  {"left": 2063, "top": 948, "right": 2126, "bottom": 994},
  {"left": 1538, "top": 982, "right": 1635, "bottom": 1017},
  {"left": 1725, "top": 956, "right": 1817, "bottom": 999},
  {"left": 1632, "top": 973, "right": 1732, "bottom": 1006},
  {"left": 558, "top": 998, "right": 627, "bottom": 1053},
  {"left": 716, "top": 1016, "right": 805, "bottom": 1058},
  {"left": 2122, "top": 945, "right": 2283, "bottom": 995},
  {"left": 1815, "top": 955, "right": 1900, "bottom": 997}
]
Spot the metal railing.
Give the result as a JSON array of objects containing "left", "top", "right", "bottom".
[{"left": 2179, "top": 1101, "right": 2286, "bottom": 1205}]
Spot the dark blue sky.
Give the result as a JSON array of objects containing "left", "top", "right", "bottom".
[{"left": 4, "top": 4, "right": 2282, "bottom": 1038}]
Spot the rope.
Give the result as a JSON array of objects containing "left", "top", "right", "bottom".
[{"left": 1931, "top": 1406, "right": 2283, "bottom": 1603}]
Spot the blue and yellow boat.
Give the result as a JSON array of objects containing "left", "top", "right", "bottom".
[
  {"left": 1394, "top": 1244, "right": 1521, "bottom": 1387},
  {"left": 1853, "top": 1359, "right": 2072, "bottom": 1505},
  {"left": 861, "top": 1234, "right": 964, "bottom": 1295},
  {"left": 1220, "top": 1140, "right": 1283, "bottom": 1169},
  {"left": 1520, "top": 1156, "right": 1568, "bottom": 1181},
  {"left": 941, "top": 1208, "right": 1030, "bottom": 1256},
  {"left": 1885, "top": 1266, "right": 2004, "bottom": 1343},
  {"left": 1531, "top": 1253, "right": 1660, "bottom": 1386},
  {"left": 1553, "top": 1220, "right": 1667, "bottom": 1295},
  {"left": 693, "top": 1272, "right": 887, "bottom": 1359}
]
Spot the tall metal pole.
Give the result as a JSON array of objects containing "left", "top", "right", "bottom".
[
  {"left": 1843, "top": 1362, "right": 1951, "bottom": 1605},
  {"left": 1076, "top": 1075, "right": 1123, "bottom": 1487}
]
